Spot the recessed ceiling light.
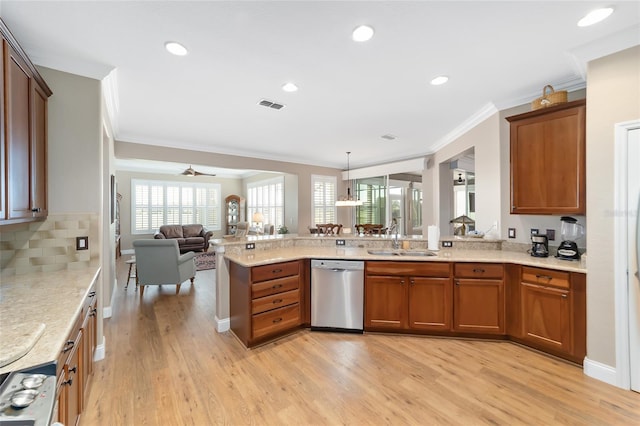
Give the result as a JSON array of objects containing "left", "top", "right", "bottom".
[
  {"left": 577, "top": 8, "right": 614, "bottom": 27},
  {"left": 431, "top": 75, "right": 449, "bottom": 86},
  {"left": 165, "top": 41, "right": 188, "bottom": 56},
  {"left": 282, "top": 82, "right": 299, "bottom": 92},
  {"left": 352, "top": 25, "right": 374, "bottom": 42}
]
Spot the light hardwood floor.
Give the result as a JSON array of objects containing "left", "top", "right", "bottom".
[{"left": 82, "top": 257, "right": 640, "bottom": 425}]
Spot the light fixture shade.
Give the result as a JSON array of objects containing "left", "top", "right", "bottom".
[
  {"left": 336, "top": 199, "right": 363, "bottom": 207},
  {"left": 252, "top": 212, "right": 264, "bottom": 223}
]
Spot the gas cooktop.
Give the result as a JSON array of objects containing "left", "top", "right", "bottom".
[{"left": 0, "top": 363, "right": 56, "bottom": 426}]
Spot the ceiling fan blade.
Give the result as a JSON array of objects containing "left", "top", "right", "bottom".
[
  {"left": 193, "top": 171, "right": 216, "bottom": 176},
  {"left": 180, "top": 165, "right": 215, "bottom": 176}
]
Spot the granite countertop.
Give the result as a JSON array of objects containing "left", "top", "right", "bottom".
[
  {"left": 223, "top": 246, "right": 587, "bottom": 273},
  {"left": 0, "top": 266, "right": 100, "bottom": 374}
]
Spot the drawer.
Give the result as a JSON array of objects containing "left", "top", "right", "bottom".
[
  {"left": 455, "top": 263, "right": 504, "bottom": 279},
  {"left": 252, "top": 304, "right": 300, "bottom": 339},
  {"left": 521, "top": 266, "right": 570, "bottom": 289},
  {"left": 82, "top": 287, "right": 97, "bottom": 318},
  {"left": 366, "top": 261, "right": 450, "bottom": 278},
  {"left": 252, "top": 275, "right": 300, "bottom": 299},
  {"left": 252, "top": 289, "right": 300, "bottom": 315},
  {"left": 252, "top": 261, "right": 300, "bottom": 282}
]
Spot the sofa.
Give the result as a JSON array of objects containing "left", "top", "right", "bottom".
[{"left": 154, "top": 224, "right": 213, "bottom": 253}]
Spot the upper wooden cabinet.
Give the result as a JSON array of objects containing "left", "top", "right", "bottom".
[
  {"left": 1, "top": 19, "right": 52, "bottom": 225},
  {"left": 507, "top": 99, "right": 586, "bottom": 215}
]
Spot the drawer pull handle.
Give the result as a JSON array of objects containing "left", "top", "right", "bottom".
[
  {"left": 410, "top": 280, "right": 415, "bottom": 286},
  {"left": 272, "top": 317, "right": 283, "bottom": 324},
  {"left": 536, "top": 274, "right": 553, "bottom": 281},
  {"left": 455, "top": 280, "right": 460, "bottom": 286},
  {"left": 63, "top": 340, "right": 75, "bottom": 353},
  {"left": 400, "top": 280, "right": 405, "bottom": 285},
  {"left": 273, "top": 299, "right": 283, "bottom": 304},
  {"left": 88, "top": 291, "right": 96, "bottom": 297},
  {"left": 561, "top": 294, "right": 568, "bottom": 298},
  {"left": 68, "top": 366, "right": 77, "bottom": 374},
  {"left": 272, "top": 269, "right": 283, "bottom": 274},
  {"left": 63, "top": 378, "right": 73, "bottom": 386},
  {"left": 90, "top": 308, "right": 97, "bottom": 317},
  {"left": 272, "top": 284, "right": 283, "bottom": 290},
  {"left": 473, "top": 268, "right": 485, "bottom": 273}
]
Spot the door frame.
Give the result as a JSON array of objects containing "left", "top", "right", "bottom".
[{"left": 614, "top": 119, "right": 640, "bottom": 390}]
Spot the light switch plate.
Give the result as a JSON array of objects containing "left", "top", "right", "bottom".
[
  {"left": 336, "top": 239, "right": 345, "bottom": 246},
  {"left": 508, "top": 228, "right": 516, "bottom": 239},
  {"left": 530, "top": 228, "right": 539, "bottom": 235},
  {"left": 442, "top": 241, "right": 453, "bottom": 248},
  {"left": 546, "top": 229, "right": 555, "bottom": 241},
  {"left": 245, "top": 243, "right": 255, "bottom": 250}
]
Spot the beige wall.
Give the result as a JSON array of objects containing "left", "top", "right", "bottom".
[
  {"left": 115, "top": 142, "right": 343, "bottom": 234},
  {"left": 424, "top": 113, "right": 502, "bottom": 237},
  {"left": 586, "top": 46, "right": 640, "bottom": 367}
]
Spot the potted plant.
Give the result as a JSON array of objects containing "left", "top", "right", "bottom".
[{"left": 278, "top": 225, "right": 289, "bottom": 234}]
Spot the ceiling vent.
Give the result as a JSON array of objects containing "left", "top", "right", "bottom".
[
  {"left": 381, "top": 134, "right": 397, "bottom": 140},
  {"left": 258, "top": 99, "right": 286, "bottom": 110}
]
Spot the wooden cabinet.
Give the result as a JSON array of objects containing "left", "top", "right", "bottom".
[
  {"left": 54, "top": 284, "right": 97, "bottom": 425},
  {"left": 507, "top": 99, "right": 586, "bottom": 215},
  {"left": 365, "top": 261, "right": 452, "bottom": 332},
  {"left": 453, "top": 263, "right": 505, "bottom": 335},
  {"left": 515, "top": 266, "right": 586, "bottom": 363},
  {"left": 0, "top": 19, "right": 51, "bottom": 225},
  {"left": 56, "top": 315, "right": 82, "bottom": 426},
  {"left": 230, "top": 260, "right": 303, "bottom": 347},
  {"left": 225, "top": 194, "right": 245, "bottom": 235}
]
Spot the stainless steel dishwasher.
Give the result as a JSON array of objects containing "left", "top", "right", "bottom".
[{"left": 311, "top": 259, "right": 365, "bottom": 333}]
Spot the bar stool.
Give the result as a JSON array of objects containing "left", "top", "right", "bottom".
[{"left": 125, "top": 257, "right": 138, "bottom": 290}]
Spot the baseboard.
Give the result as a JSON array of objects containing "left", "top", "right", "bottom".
[
  {"left": 583, "top": 357, "right": 620, "bottom": 388},
  {"left": 102, "top": 277, "right": 118, "bottom": 319},
  {"left": 94, "top": 336, "right": 106, "bottom": 362},
  {"left": 215, "top": 316, "right": 230, "bottom": 332}
]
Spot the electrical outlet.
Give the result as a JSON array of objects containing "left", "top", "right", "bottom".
[
  {"left": 76, "top": 236, "right": 88, "bottom": 250},
  {"left": 508, "top": 228, "right": 516, "bottom": 239},
  {"left": 336, "top": 239, "right": 345, "bottom": 246},
  {"left": 546, "top": 229, "right": 556, "bottom": 241},
  {"left": 530, "top": 228, "right": 539, "bottom": 235},
  {"left": 245, "top": 243, "right": 255, "bottom": 250},
  {"left": 442, "top": 241, "right": 453, "bottom": 248}
]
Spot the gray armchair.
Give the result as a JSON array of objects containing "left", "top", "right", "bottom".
[{"left": 132, "top": 239, "right": 196, "bottom": 297}]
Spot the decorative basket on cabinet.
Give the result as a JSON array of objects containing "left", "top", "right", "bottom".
[{"left": 531, "top": 85, "right": 568, "bottom": 110}]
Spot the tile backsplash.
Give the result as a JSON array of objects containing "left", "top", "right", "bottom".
[{"left": 0, "top": 213, "right": 100, "bottom": 277}]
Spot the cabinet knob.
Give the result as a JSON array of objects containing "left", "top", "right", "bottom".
[
  {"left": 272, "top": 269, "right": 283, "bottom": 274},
  {"left": 410, "top": 279, "right": 415, "bottom": 286},
  {"left": 455, "top": 280, "right": 460, "bottom": 286},
  {"left": 561, "top": 294, "right": 568, "bottom": 298},
  {"left": 472, "top": 268, "right": 485, "bottom": 273},
  {"left": 272, "top": 284, "right": 282, "bottom": 290},
  {"left": 272, "top": 318, "right": 283, "bottom": 324},
  {"left": 31, "top": 207, "right": 41, "bottom": 213},
  {"left": 400, "top": 280, "right": 405, "bottom": 285}
]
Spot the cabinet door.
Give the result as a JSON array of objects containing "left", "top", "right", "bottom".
[
  {"left": 408, "top": 277, "right": 452, "bottom": 331},
  {"left": 31, "top": 83, "right": 47, "bottom": 217},
  {"left": 0, "top": 39, "right": 5, "bottom": 220},
  {"left": 521, "top": 282, "right": 572, "bottom": 354},
  {"left": 453, "top": 279, "right": 505, "bottom": 334},
  {"left": 5, "top": 43, "right": 32, "bottom": 221},
  {"left": 62, "top": 331, "right": 83, "bottom": 426},
  {"left": 365, "top": 275, "right": 407, "bottom": 329},
  {"left": 509, "top": 101, "right": 585, "bottom": 214}
]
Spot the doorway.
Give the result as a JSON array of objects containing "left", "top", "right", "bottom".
[{"left": 614, "top": 120, "right": 640, "bottom": 392}]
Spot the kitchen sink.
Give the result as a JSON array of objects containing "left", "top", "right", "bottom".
[{"left": 367, "top": 249, "right": 437, "bottom": 257}]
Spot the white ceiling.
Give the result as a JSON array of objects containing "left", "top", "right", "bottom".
[{"left": 1, "top": 1, "right": 638, "bottom": 171}]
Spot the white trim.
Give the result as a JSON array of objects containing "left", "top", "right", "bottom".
[
  {"left": 122, "top": 248, "right": 134, "bottom": 255},
  {"left": 583, "top": 357, "right": 618, "bottom": 387},
  {"left": 613, "top": 119, "right": 640, "bottom": 390},
  {"left": 94, "top": 336, "right": 106, "bottom": 362},
  {"left": 215, "top": 316, "right": 230, "bottom": 332},
  {"left": 102, "top": 278, "right": 118, "bottom": 319},
  {"left": 347, "top": 157, "right": 427, "bottom": 180}
]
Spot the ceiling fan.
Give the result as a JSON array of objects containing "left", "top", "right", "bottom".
[{"left": 180, "top": 165, "right": 216, "bottom": 177}]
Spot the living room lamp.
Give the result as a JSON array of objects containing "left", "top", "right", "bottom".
[
  {"left": 336, "top": 151, "right": 363, "bottom": 207},
  {"left": 252, "top": 211, "right": 264, "bottom": 231}
]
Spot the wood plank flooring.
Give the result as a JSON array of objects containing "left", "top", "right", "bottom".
[{"left": 82, "top": 257, "right": 640, "bottom": 425}]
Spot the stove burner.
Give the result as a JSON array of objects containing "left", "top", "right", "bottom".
[
  {"left": 10, "top": 389, "right": 40, "bottom": 408},
  {"left": 21, "top": 374, "right": 46, "bottom": 390}
]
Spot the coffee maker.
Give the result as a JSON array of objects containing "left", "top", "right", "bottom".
[
  {"left": 531, "top": 234, "right": 549, "bottom": 257},
  {"left": 556, "top": 216, "right": 584, "bottom": 261}
]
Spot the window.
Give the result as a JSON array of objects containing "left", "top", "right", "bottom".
[
  {"left": 311, "top": 175, "right": 336, "bottom": 225},
  {"left": 247, "top": 176, "right": 284, "bottom": 228},
  {"left": 355, "top": 176, "right": 387, "bottom": 226},
  {"left": 131, "top": 179, "right": 221, "bottom": 234}
]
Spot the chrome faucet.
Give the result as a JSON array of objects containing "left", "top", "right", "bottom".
[{"left": 388, "top": 219, "right": 400, "bottom": 249}]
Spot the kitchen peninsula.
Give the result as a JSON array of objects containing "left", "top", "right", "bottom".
[{"left": 214, "top": 234, "right": 586, "bottom": 364}]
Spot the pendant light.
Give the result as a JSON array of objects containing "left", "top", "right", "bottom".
[{"left": 336, "top": 151, "right": 363, "bottom": 207}]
